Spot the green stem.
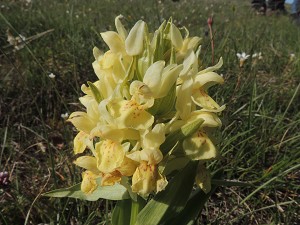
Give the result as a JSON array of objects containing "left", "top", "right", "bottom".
[{"left": 130, "top": 197, "right": 146, "bottom": 225}]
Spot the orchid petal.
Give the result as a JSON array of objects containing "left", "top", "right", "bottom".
[
  {"left": 170, "top": 23, "right": 183, "bottom": 49},
  {"left": 125, "top": 20, "right": 146, "bottom": 56},
  {"left": 115, "top": 15, "right": 128, "bottom": 40},
  {"left": 74, "top": 156, "right": 99, "bottom": 174},
  {"left": 101, "top": 31, "right": 124, "bottom": 53}
]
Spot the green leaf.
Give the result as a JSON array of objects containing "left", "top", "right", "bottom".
[
  {"left": 43, "top": 178, "right": 130, "bottom": 201},
  {"left": 112, "top": 199, "right": 132, "bottom": 225},
  {"left": 211, "top": 179, "right": 253, "bottom": 187},
  {"left": 161, "top": 118, "right": 204, "bottom": 155},
  {"left": 163, "top": 171, "right": 223, "bottom": 225},
  {"left": 164, "top": 186, "right": 217, "bottom": 225},
  {"left": 112, "top": 197, "right": 147, "bottom": 225},
  {"left": 160, "top": 155, "right": 190, "bottom": 176},
  {"left": 135, "top": 161, "right": 198, "bottom": 225},
  {"left": 87, "top": 81, "right": 103, "bottom": 103}
]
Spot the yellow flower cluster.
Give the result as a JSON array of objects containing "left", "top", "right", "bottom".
[{"left": 68, "top": 16, "right": 225, "bottom": 196}]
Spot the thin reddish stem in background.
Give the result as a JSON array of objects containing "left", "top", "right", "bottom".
[{"left": 207, "top": 16, "right": 214, "bottom": 65}]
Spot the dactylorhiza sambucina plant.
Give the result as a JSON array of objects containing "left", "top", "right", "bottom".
[{"left": 45, "top": 16, "right": 225, "bottom": 225}]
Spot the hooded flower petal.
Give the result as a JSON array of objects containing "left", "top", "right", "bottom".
[
  {"left": 125, "top": 20, "right": 146, "bottom": 56},
  {"left": 101, "top": 31, "right": 125, "bottom": 53},
  {"left": 170, "top": 23, "right": 183, "bottom": 49},
  {"left": 74, "top": 156, "right": 99, "bottom": 174},
  {"left": 73, "top": 131, "right": 91, "bottom": 154},
  {"left": 68, "top": 112, "right": 96, "bottom": 134},
  {"left": 143, "top": 62, "right": 183, "bottom": 98}
]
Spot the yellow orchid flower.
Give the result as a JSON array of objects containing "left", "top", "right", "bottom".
[
  {"left": 176, "top": 56, "right": 225, "bottom": 121},
  {"left": 68, "top": 112, "right": 97, "bottom": 134},
  {"left": 191, "top": 58, "right": 225, "bottom": 112},
  {"left": 73, "top": 131, "right": 92, "bottom": 154},
  {"left": 92, "top": 16, "right": 135, "bottom": 98},
  {"left": 169, "top": 22, "right": 202, "bottom": 63},
  {"left": 167, "top": 111, "right": 222, "bottom": 133},
  {"left": 95, "top": 140, "right": 126, "bottom": 174},
  {"left": 127, "top": 124, "right": 167, "bottom": 195},
  {"left": 92, "top": 48, "right": 132, "bottom": 98},
  {"left": 110, "top": 99, "right": 154, "bottom": 130},
  {"left": 175, "top": 50, "right": 199, "bottom": 120},
  {"left": 131, "top": 161, "right": 167, "bottom": 196},
  {"left": 176, "top": 36, "right": 201, "bottom": 63},
  {"left": 143, "top": 61, "right": 183, "bottom": 99},
  {"left": 183, "top": 131, "right": 219, "bottom": 161},
  {"left": 98, "top": 82, "right": 155, "bottom": 130},
  {"left": 68, "top": 95, "right": 101, "bottom": 135}
]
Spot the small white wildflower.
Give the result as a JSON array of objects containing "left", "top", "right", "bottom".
[
  {"left": 1, "top": 5, "right": 5, "bottom": 8},
  {"left": 290, "top": 53, "right": 295, "bottom": 61},
  {"left": 61, "top": 112, "right": 69, "bottom": 119},
  {"left": 236, "top": 52, "right": 250, "bottom": 67},
  {"left": 49, "top": 73, "right": 56, "bottom": 79},
  {"left": 252, "top": 52, "right": 262, "bottom": 60},
  {"left": 66, "top": 10, "right": 69, "bottom": 14},
  {"left": 75, "top": 15, "right": 79, "bottom": 19}
]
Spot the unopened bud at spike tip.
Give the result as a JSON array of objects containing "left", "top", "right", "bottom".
[{"left": 207, "top": 16, "right": 213, "bottom": 26}]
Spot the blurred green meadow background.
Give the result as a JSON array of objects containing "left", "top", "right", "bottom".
[{"left": 0, "top": 0, "right": 299, "bottom": 224}]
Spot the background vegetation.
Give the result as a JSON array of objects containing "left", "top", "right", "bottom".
[{"left": 0, "top": 0, "right": 299, "bottom": 224}]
